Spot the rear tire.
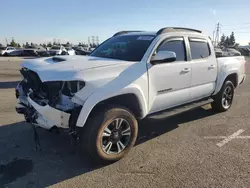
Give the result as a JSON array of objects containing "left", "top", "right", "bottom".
[
  {"left": 80, "top": 105, "right": 138, "bottom": 164},
  {"left": 211, "top": 80, "right": 235, "bottom": 112}
]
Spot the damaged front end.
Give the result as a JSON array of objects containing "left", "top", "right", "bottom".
[{"left": 15, "top": 67, "right": 84, "bottom": 131}]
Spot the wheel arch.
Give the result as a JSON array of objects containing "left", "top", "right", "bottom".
[
  {"left": 225, "top": 73, "right": 238, "bottom": 88},
  {"left": 214, "top": 72, "right": 238, "bottom": 95},
  {"left": 90, "top": 94, "right": 143, "bottom": 118},
  {"left": 76, "top": 91, "right": 147, "bottom": 127}
]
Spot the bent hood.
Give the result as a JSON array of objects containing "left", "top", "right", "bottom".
[{"left": 21, "top": 55, "right": 131, "bottom": 82}]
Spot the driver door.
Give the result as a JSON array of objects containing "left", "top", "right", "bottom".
[{"left": 148, "top": 37, "right": 192, "bottom": 114}]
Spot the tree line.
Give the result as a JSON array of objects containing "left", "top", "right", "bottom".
[
  {"left": 0, "top": 39, "right": 99, "bottom": 48},
  {"left": 219, "top": 32, "right": 238, "bottom": 47}
]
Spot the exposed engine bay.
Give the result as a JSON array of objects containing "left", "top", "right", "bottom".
[{"left": 16, "top": 67, "right": 84, "bottom": 130}]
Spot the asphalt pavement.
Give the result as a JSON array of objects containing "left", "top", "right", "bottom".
[{"left": 0, "top": 57, "right": 250, "bottom": 188}]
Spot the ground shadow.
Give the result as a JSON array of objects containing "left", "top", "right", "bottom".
[
  {"left": 0, "top": 159, "right": 34, "bottom": 186},
  {"left": 0, "top": 107, "right": 215, "bottom": 187},
  {"left": 0, "top": 81, "right": 19, "bottom": 89},
  {"left": 0, "top": 121, "right": 103, "bottom": 188},
  {"left": 136, "top": 107, "right": 216, "bottom": 145}
]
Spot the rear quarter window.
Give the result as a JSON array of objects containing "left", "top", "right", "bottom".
[{"left": 189, "top": 38, "right": 211, "bottom": 60}]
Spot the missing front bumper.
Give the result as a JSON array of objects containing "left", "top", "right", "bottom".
[{"left": 16, "top": 96, "right": 70, "bottom": 130}]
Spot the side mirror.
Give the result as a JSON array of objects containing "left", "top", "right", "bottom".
[{"left": 150, "top": 51, "right": 176, "bottom": 65}]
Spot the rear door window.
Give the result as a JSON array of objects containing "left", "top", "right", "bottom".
[{"left": 189, "top": 38, "right": 211, "bottom": 60}]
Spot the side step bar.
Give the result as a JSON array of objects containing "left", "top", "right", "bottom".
[{"left": 148, "top": 98, "right": 214, "bottom": 119}]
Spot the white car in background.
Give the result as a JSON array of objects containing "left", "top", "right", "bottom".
[
  {"left": 0, "top": 46, "right": 16, "bottom": 56},
  {"left": 49, "top": 45, "right": 67, "bottom": 56},
  {"left": 65, "top": 47, "right": 76, "bottom": 55}
]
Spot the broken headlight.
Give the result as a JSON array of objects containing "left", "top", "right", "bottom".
[{"left": 62, "top": 81, "right": 85, "bottom": 96}]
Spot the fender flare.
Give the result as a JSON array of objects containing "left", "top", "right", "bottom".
[
  {"left": 214, "top": 70, "right": 239, "bottom": 95},
  {"left": 76, "top": 86, "right": 148, "bottom": 127}
]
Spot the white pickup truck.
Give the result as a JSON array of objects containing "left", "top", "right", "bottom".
[{"left": 15, "top": 27, "right": 246, "bottom": 163}]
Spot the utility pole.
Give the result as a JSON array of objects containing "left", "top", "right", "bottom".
[
  {"left": 214, "top": 22, "right": 220, "bottom": 47},
  {"left": 88, "top": 37, "right": 91, "bottom": 48},
  {"left": 91, "top": 36, "right": 95, "bottom": 46},
  {"left": 212, "top": 31, "right": 215, "bottom": 46},
  {"left": 5, "top": 38, "right": 8, "bottom": 46},
  {"left": 96, "top": 36, "right": 99, "bottom": 45}
]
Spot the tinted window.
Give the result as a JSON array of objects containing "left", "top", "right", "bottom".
[
  {"left": 189, "top": 39, "right": 210, "bottom": 60},
  {"left": 90, "top": 35, "right": 155, "bottom": 61},
  {"left": 51, "top": 46, "right": 61, "bottom": 50},
  {"left": 157, "top": 40, "right": 186, "bottom": 61}
]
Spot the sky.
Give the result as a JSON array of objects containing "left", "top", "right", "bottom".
[{"left": 0, "top": 0, "right": 249, "bottom": 45}]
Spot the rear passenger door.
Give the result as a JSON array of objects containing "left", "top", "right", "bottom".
[{"left": 188, "top": 37, "right": 217, "bottom": 100}]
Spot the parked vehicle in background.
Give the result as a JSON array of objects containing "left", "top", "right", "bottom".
[
  {"left": 214, "top": 47, "right": 223, "bottom": 57},
  {"left": 22, "top": 49, "right": 39, "bottom": 56},
  {"left": 8, "top": 49, "right": 24, "bottom": 56},
  {"left": 8, "top": 49, "right": 39, "bottom": 57},
  {"left": 15, "top": 27, "right": 246, "bottom": 164},
  {"left": 239, "top": 47, "right": 250, "bottom": 56},
  {"left": 223, "top": 48, "right": 241, "bottom": 56},
  {"left": 49, "top": 45, "right": 67, "bottom": 55},
  {"left": 37, "top": 50, "right": 51, "bottom": 57},
  {"left": 73, "top": 46, "right": 91, "bottom": 55},
  {"left": 26, "top": 45, "right": 48, "bottom": 56},
  {"left": 26, "top": 45, "right": 45, "bottom": 51},
  {"left": 0, "top": 46, "right": 16, "bottom": 56},
  {"left": 90, "top": 47, "right": 95, "bottom": 52},
  {"left": 65, "top": 47, "right": 76, "bottom": 55}
]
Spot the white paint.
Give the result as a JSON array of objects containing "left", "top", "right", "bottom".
[
  {"left": 235, "top": 136, "right": 250, "bottom": 139},
  {"left": 204, "top": 136, "right": 227, "bottom": 139},
  {"left": 204, "top": 129, "right": 250, "bottom": 147},
  {"left": 216, "top": 129, "right": 245, "bottom": 147}
]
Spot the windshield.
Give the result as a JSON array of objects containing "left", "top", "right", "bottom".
[
  {"left": 90, "top": 35, "right": 155, "bottom": 61},
  {"left": 51, "top": 46, "right": 61, "bottom": 50}
]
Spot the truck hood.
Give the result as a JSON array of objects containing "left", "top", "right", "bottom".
[{"left": 21, "top": 55, "right": 132, "bottom": 82}]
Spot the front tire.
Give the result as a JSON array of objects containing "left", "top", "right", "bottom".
[
  {"left": 212, "top": 80, "right": 235, "bottom": 112},
  {"left": 80, "top": 106, "right": 138, "bottom": 164}
]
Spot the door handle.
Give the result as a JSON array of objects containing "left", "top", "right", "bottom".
[
  {"left": 208, "top": 65, "right": 216, "bottom": 70},
  {"left": 181, "top": 68, "right": 191, "bottom": 73}
]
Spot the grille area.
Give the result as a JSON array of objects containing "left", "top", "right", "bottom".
[
  {"left": 20, "top": 68, "right": 42, "bottom": 92},
  {"left": 20, "top": 68, "right": 62, "bottom": 106}
]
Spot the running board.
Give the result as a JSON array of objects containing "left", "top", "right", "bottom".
[{"left": 148, "top": 98, "right": 214, "bottom": 119}]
